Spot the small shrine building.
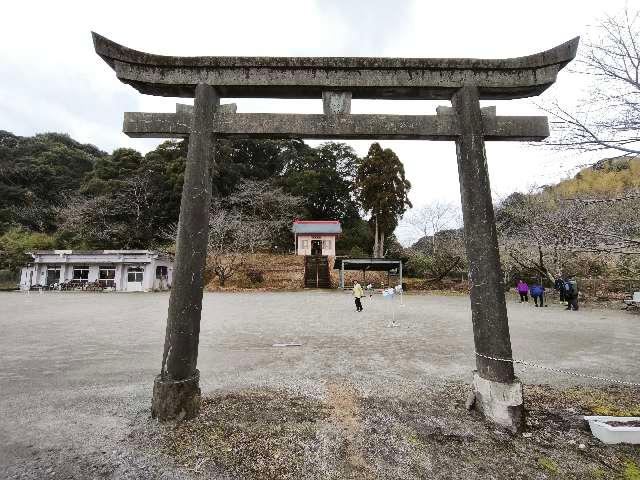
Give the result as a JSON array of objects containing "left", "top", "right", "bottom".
[{"left": 292, "top": 220, "right": 341, "bottom": 256}]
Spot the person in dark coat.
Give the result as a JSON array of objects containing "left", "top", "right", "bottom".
[
  {"left": 554, "top": 276, "right": 565, "bottom": 302},
  {"left": 530, "top": 284, "right": 545, "bottom": 307},
  {"left": 564, "top": 278, "right": 579, "bottom": 311}
]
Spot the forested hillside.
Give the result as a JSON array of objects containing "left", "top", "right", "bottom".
[
  {"left": 551, "top": 156, "right": 640, "bottom": 196},
  {"left": 405, "top": 156, "right": 640, "bottom": 287},
  {"left": 0, "top": 131, "right": 413, "bottom": 272},
  {"left": 495, "top": 156, "right": 640, "bottom": 283}
]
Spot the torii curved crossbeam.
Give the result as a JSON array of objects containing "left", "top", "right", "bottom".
[{"left": 92, "top": 32, "right": 578, "bottom": 99}]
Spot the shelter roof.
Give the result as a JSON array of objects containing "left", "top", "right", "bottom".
[{"left": 334, "top": 257, "right": 403, "bottom": 271}]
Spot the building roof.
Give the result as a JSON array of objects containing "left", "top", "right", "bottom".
[
  {"left": 31, "top": 250, "right": 164, "bottom": 255},
  {"left": 292, "top": 220, "right": 342, "bottom": 235},
  {"left": 27, "top": 250, "right": 174, "bottom": 263}
]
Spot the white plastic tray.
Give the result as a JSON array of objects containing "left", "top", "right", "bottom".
[{"left": 584, "top": 416, "right": 640, "bottom": 444}]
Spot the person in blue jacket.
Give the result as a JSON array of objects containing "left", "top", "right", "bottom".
[{"left": 530, "top": 283, "right": 545, "bottom": 307}]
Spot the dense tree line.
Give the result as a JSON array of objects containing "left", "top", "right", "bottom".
[{"left": 0, "top": 131, "right": 412, "bottom": 272}]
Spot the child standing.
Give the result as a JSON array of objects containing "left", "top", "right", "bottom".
[{"left": 352, "top": 281, "right": 364, "bottom": 312}]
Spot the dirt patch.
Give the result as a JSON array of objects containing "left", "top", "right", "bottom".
[
  {"left": 158, "top": 390, "right": 332, "bottom": 479},
  {"left": 142, "top": 383, "right": 640, "bottom": 480},
  {"left": 326, "top": 383, "right": 374, "bottom": 479}
]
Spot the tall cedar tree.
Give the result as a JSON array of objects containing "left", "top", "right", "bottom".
[{"left": 356, "top": 143, "right": 411, "bottom": 257}]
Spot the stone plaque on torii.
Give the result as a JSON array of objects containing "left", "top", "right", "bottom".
[{"left": 93, "top": 32, "right": 578, "bottom": 431}]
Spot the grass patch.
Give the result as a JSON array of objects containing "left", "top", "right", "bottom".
[
  {"left": 538, "top": 456, "right": 559, "bottom": 475},
  {"left": 623, "top": 460, "right": 640, "bottom": 480},
  {"left": 525, "top": 385, "right": 640, "bottom": 416},
  {"left": 153, "top": 384, "right": 640, "bottom": 480},
  {"left": 162, "top": 390, "right": 329, "bottom": 479}
]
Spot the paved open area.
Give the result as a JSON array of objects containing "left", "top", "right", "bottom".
[{"left": 1, "top": 290, "right": 639, "bottom": 479}]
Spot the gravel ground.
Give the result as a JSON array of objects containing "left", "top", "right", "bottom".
[{"left": 1, "top": 290, "right": 638, "bottom": 479}]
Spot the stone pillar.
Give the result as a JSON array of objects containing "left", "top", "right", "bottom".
[
  {"left": 451, "top": 86, "right": 524, "bottom": 432},
  {"left": 152, "top": 83, "right": 219, "bottom": 421}
]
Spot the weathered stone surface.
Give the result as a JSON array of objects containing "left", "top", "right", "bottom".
[
  {"left": 436, "top": 105, "right": 496, "bottom": 117},
  {"left": 93, "top": 32, "right": 579, "bottom": 99},
  {"left": 472, "top": 372, "right": 524, "bottom": 433},
  {"left": 151, "top": 370, "right": 201, "bottom": 421},
  {"left": 452, "top": 86, "right": 516, "bottom": 384},
  {"left": 122, "top": 111, "right": 549, "bottom": 140},
  {"left": 176, "top": 103, "right": 237, "bottom": 115},
  {"left": 156, "top": 84, "right": 217, "bottom": 406},
  {"left": 322, "top": 91, "right": 352, "bottom": 115}
]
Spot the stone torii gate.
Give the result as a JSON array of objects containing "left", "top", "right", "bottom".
[{"left": 93, "top": 32, "right": 578, "bottom": 431}]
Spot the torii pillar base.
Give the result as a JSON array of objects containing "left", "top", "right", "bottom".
[
  {"left": 471, "top": 372, "right": 524, "bottom": 433},
  {"left": 151, "top": 371, "right": 201, "bottom": 421}
]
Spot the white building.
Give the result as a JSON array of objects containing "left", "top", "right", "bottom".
[
  {"left": 292, "top": 220, "right": 341, "bottom": 256},
  {"left": 19, "top": 250, "right": 173, "bottom": 292}
]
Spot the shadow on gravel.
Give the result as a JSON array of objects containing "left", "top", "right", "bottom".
[{"left": 137, "top": 383, "right": 640, "bottom": 480}]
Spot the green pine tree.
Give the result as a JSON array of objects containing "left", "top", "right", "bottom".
[{"left": 355, "top": 143, "right": 411, "bottom": 257}]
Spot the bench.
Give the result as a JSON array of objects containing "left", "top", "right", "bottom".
[{"left": 624, "top": 291, "right": 640, "bottom": 309}]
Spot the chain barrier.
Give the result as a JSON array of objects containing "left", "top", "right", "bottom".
[{"left": 474, "top": 352, "right": 640, "bottom": 387}]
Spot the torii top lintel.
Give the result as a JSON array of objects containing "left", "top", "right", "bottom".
[{"left": 92, "top": 32, "right": 578, "bottom": 100}]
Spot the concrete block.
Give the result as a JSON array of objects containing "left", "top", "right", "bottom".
[{"left": 472, "top": 371, "right": 524, "bottom": 432}]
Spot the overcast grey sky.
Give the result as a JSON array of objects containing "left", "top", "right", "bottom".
[{"left": 0, "top": 0, "right": 629, "bottom": 243}]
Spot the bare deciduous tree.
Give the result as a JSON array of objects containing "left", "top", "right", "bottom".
[
  {"left": 544, "top": 8, "right": 640, "bottom": 155},
  {"left": 164, "top": 179, "right": 303, "bottom": 286},
  {"left": 406, "top": 201, "right": 461, "bottom": 253},
  {"left": 56, "top": 175, "right": 158, "bottom": 248},
  {"left": 496, "top": 188, "right": 640, "bottom": 283},
  {"left": 206, "top": 206, "right": 250, "bottom": 287}
]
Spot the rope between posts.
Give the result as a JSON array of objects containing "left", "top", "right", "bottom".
[{"left": 474, "top": 352, "right": 640, "bottom": 387}]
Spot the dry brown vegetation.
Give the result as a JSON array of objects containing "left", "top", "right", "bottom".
[
  {"left": 145, "top": 383, "right": 640, "bottom": 480},
  {"left": 205, "top": 253, "right": 305, "bottom": 291}
]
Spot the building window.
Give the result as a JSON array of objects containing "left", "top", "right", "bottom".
[
  {"left": 46, "top": 265, "right": 61, "bottom": 285},
  {"left": 301, "top": 240, "right": 309, "bottom": 249},
  {"left": 323, "top": 240, "right": 331, "bottom": 250},
  {"left": 127, "top": 266, "right": 144, "bottom": 283},
  {"left": 72, "top": 265, "right": 89, "bottom": 281},
  {"left": 156, "top": 266, "right": 168, "bottom": 279},
  {"left": 99, "top": 265, "right": 116, "bottom": 288}
]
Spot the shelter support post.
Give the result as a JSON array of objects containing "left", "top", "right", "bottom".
[
  {"left": 452, "top": 86, "right": 524, "bottom": 432},
  {"left": 152, "top": 84, "right": 219, "bottom": 421},
  {"left": 340, "top": 262, "right": 345, "bottom": 289}
]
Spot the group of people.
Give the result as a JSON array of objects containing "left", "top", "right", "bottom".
[
  {"left": 352, "top": 278, "right": 580, "bottom": 312},
  {"left": 555, "top": 276, "right": 579, "bottom": 311},
  {"left": 516, "top": 280, "right": 546, "bottom": 307},
  {"left": 516, "top": 277, "right": 579, "bottom": 311}
]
